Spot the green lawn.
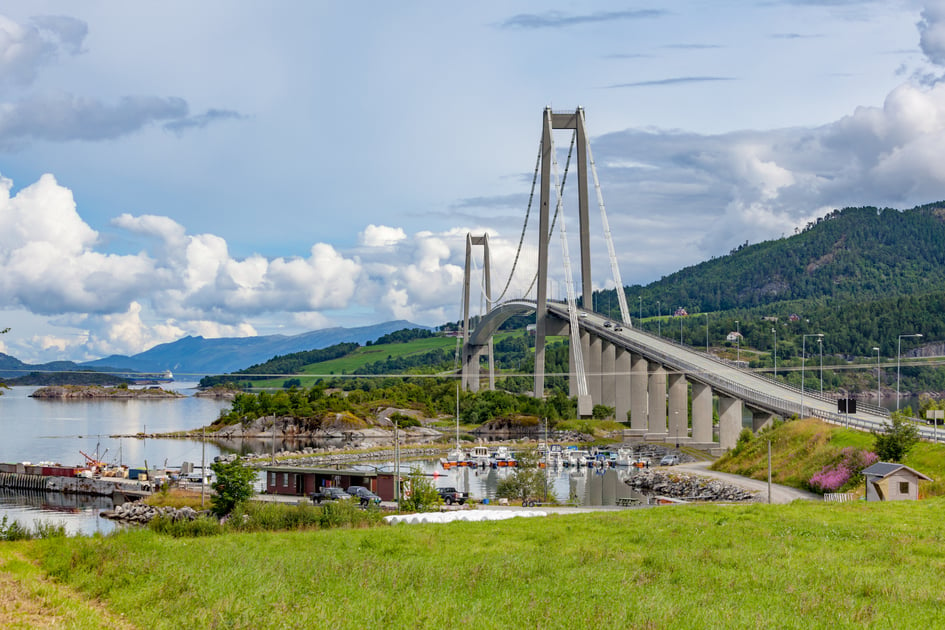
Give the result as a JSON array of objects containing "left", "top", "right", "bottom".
[{"left": 26, "top": 499, "right": 945, "bottom": 628}]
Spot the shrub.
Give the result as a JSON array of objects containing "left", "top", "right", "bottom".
[
  {"left": 400, "top": 467, "right": 441, "bottom": 513},
  {"left": 809, "top": 447, "right": 879, "bottom": 493}
]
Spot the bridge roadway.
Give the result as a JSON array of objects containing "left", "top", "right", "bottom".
[
  {"left": 470, "top": 299, "right": 914, "bottom": 441},
  {"left": 546, "top": 302, "right": 892, "bottom": 431}
]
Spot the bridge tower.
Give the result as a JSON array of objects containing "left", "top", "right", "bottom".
[
  {"left": 535, "top": 107, "right": 593, "bottom": 404},
  {"left": 461, "top": 233, "right": 495, "bottom": 391}
]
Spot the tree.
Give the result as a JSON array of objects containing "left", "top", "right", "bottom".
[
  {"left": 591, "top": 405, "right": 615, "bottom": 420},
  {"left": 496, "top": 449, "right": 552, "bottom": 505},
  {"left": 209, "top": 458, "right": 257, "bottom": 517},
  {"left": 873, "top": 413, "right": 920, "bottom": 462},
  {"left": 400, "top": 467, "right": 441, "bottom": 512}
]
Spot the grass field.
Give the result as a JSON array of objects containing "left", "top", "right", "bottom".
[
  {"left": 243, "top": 336, "right": 460, "bottom": 387},
  {"left": 16, "top": 498, "right": 945, "bottom": 629}
]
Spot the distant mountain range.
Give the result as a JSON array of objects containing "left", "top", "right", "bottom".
[{"left": 0, "top": 320, "right": 429, "bottom": 380}]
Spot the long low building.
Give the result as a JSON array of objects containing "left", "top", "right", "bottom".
[{"left": 263, "top": 466, "right": 397, "bottom": 501}]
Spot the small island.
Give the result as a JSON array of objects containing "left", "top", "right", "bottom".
[{"left": 29, "top": 385, "right": 185, "bottom": 399}]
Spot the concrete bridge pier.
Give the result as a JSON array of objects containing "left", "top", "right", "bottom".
[
  {"left": 615, "top": 348, "right": 631, "bottom": 424},
  {"left": 601, "top": 341, "right": 616, "bottom": 411},
  {"left": 752, "top": 410, "right": 776, "bottom": 432},
  {"left": 690, "top": 381, "right": 714, "bottom": 445},
  {"left": 668, "top": 372, "right": 688, "bottom": 444},
  {"left": 647, "top": 363, "right": 668, "bottom": 438},
  {"left": 588, "top": 334, "right": 603, "bottom": 405},
  {"left": 629, "top": 353, "right": 648, "bottom": 434},
  {"left": 462, "top": 345, "right": 488, "bottom": 392},
  {"left": 718, "top": 395, "right": 743, "bottom": 450}
]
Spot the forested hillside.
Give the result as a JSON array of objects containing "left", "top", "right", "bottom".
[{"left": 607, "top": 202, "right": 945, "bottom": 317}]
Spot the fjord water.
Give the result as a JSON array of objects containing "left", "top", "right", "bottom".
[{"left": 0, "top": 384, "right": 231, "bottom": 535}]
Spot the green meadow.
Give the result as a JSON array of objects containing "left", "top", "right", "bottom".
[{"left": 13, "top": 498, "right": 945, "bottom": 629}]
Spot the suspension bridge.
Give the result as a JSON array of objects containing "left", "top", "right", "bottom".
[{"left": 459, "top": 107, "right": 901, "bottom": 452}]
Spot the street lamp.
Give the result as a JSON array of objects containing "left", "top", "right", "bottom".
[
  {"left": 735, "top": 320, "right": 740, "bottom": 364},
  {"left": 679, "top": 309, "right": 683, "bottom": 344},
  {"left": 771, "top": 327, "right": 778, "bottom": 377},
  {"left": 704, "top": 313, "right": 709, "bottom": 353},
  {"left": 657, "top": 301, "right": 661, "bottom": 337},
  {"left": 801, "top": 333, "right": 824, "bottom": 418},
  {"left": 818, "top": 337, "right": 823, "bottom": 395},
  {"left": 638, "top": 296, "right": 642, "bottom": 323},
  {"left": 873, "top": 346, "right": 880, "bottom": 405},
  {"left": 897, "top": 333, "right": 922, "bottom": 411}
]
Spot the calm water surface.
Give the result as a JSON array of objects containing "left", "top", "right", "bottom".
[{"left": 0, "top": 384, "right": 231, "bottom": 535}]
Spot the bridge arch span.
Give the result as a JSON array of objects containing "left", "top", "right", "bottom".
[{"left": 468, "top": 300, "right": 536, "bottom": 346}]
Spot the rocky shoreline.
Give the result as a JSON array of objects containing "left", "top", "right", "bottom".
[{"left": 101, "top": 502, "right": 204, "bottom": 524}]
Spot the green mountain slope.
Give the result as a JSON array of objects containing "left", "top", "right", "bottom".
[{"left": 617, "top": 202, "right": 945, "bottom": 317}]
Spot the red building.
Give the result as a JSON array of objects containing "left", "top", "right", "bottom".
[{"left": 263, "top": 466, "right": 398, "bottom": 501}]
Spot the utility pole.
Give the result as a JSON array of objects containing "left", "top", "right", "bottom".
[{"left": 201, "top": 426, "right": 206, "bottom": 510}]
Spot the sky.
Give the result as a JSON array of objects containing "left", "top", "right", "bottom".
[{"left": 1, "top": 0, "right": 945, "bottom": 363}]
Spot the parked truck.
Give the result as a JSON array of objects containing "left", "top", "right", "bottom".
[{"left": 436, "top": 486, "right": 468, "bottom": 505}]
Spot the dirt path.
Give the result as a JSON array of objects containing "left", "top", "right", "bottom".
[{"left": 674, "top": 461, "right": 821, "bottom": 504}]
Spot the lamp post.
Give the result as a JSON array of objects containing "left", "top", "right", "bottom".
[
  {"left": 873, "top": 346, "right": 880, "bottom": 405},
  {"left": 818, "top": 337, "right": 823, "bottom": 395},
  {"left": 638, "top": 296, "right": 642, "bottom": 323},
  {"left": 704, "top": 313, "right": 709, "bottom": 353},
  {"left": 801, "top": 333, "right": 824, "bottom": 418},
  {"left": 679, "top": 309, "right": 683, "bottom": 344},
  {"left": 657, "top": 301, "right": 661, "bottom": 337},
  {"left": 897, "top": 333, "right": 922, "bottom": 411},
  {"left": 735, "top": 320, "right": 740, "bottom": 364},
  {"left": 771, "top": 327, "right": 778, "bottom": 377}
]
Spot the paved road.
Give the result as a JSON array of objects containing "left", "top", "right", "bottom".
[{"left": 674, "top": 461, "right": 820, "bottom": 504}]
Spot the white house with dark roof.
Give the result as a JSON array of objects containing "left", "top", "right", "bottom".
[{"left": 862, "top": 462, "right": 932, "bottom": 501}]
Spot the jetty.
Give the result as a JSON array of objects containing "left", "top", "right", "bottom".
[{"left": 0, "top": 463, "right": 153, "bottom": 500}]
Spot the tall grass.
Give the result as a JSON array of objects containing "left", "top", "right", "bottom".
[
  {"left": 28, "top": 500, "right": 945, "bottom": 628},
  {"left": 146, "top": 499, "right": 384, "bottom": 537}
]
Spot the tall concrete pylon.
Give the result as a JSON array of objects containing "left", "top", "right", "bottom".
[
  {"left": 535, "top": 107, "right": 592, "bottom": 400},
  {"left": 461, "top": 233, "right": 494, "bottom": 391}
]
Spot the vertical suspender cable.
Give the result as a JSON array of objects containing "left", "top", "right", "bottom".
[{"left": 580, "top": 111, "right": 632, "bottom": 327}]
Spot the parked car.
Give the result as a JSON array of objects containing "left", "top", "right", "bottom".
[
  {"left": 309, "top": 487, "right": 352, "bottom": 504},
  {"left": 346, "top": 485, "right": 382, "bottom": 506},
  {"left": 659, "top": 454, "right": 680, "bottom": 466}
]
